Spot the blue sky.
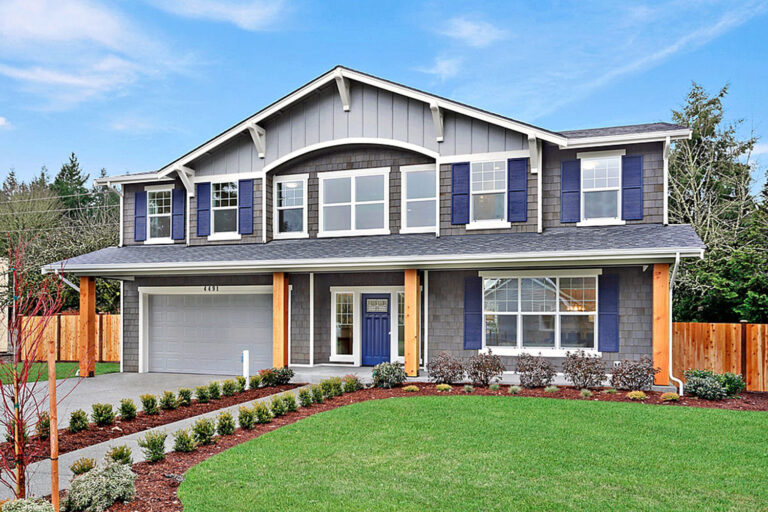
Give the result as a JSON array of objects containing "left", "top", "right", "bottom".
[{"left": 0, "top": 0, "right": 766, "bottom": 191}]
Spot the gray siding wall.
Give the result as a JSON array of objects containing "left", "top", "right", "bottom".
[
  {"left": 289, "top": 273, "right": 310, "bottom": 365},
  {"left": 122, "top": 179, "right": 186, "bottom": 246},
  {"left": 188, "top": 178, "right": 262, "bottom": 246}
]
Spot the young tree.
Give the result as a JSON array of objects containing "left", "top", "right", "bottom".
[{"left": 51, "top": 153, "right": 89, "bottom": 214}]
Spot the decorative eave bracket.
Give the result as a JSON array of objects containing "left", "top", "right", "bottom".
[
  {"left": 248, "top": 123, "right": 266, "bottom": 158},
  {"left": 334, "top": 69, "right": 351, "bottom": 112},
  {"left": 430, "top": 102, "right": 444, "bottom": 143},
  {"left": 528, "top": 136, "right": 541, "bottom": 174},
  {"left": 176, "top": 165, "right": 196, "bottom": 197}
]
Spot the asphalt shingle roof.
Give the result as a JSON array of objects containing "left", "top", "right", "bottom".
[{"left": 558, "top": 122, "right": 686, "bottom": 139}]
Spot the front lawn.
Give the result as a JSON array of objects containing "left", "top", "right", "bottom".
[
  {"left": 0, "top": 362, "right": 120, "bottom": 384},
  {"left": 180, "top": 396, "right": 768, "bottom": 511}
]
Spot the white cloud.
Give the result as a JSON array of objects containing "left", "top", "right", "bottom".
[
  {"left": 149, "top": 0, "right": 285, "bottom": 30},
  {"left": 418, "top": 57, "right": 462, "bottom": 81},
  {"left": 437, "top": 17, "right": 508, "bottom": 48},
  {"left": 753, "top": 143, "right": 768, "bottom": 156},
  {"left": 0, "top": 116, "right": 11, "bottom": 129}
]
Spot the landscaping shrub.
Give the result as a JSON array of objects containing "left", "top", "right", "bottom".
[
  {"left": 269, "top": 396, "right": 287, "bottom": 417},
  {"left": 684, "top": 369, "right": 745, "bottom": 398},
  {"left": 195, "top": 386, "right": 210, "bottom": 404},
  {"left": 685, "top": 375, "right": 727, "bottom": 400},
  {"left": 611, "top": 356, "right": 659, "bottom": 391},
  {"left": 216, "top": 412, "right": 236, "bottom": 436},
  {"left": 435, "top": 384, "right": 452, "bottom": 392},
  {"left": 466, "top": 350, "right": 505, "bottom": 386},
  {"left": 61, "top": 460, "right": 136, "bottom": 512},
  {"left": 91, "top": 403, "right": 115, "bottom": 427},
  {"left": 106, "top": 445, "right": 132, "bottom": 465},
  {"left": 137, "top": 431, "right": 167, "bottom": 462},
  {"left": 254, "top": 402, "right": 272, "bottom": 424},
  {"left": 342, "top": 374, "right": 362, "bottom": 393},
  {"left": 660, "top": 392, "right": 680, "bottom": 402},
  {"left": 35, "top": 412, "right": 50, "bottom": 440},
  {"left": 298, "top": 388, "right": 313, "bottom": 407},
  {"left": 580, "top": 389, "right": 593, "bottom": 398},
  {"left": 221, "top": 379, "right": 237, "bottom": 397},
  {"left": 177, "top": 388, "right": 192, "bottom": 407},
  {"left": 70, "top": 457, "right": 96, "bottom": 476},
  {"left": 544, "top": 385, "right": 559, "bottom": 393},
  {"left": 320, "top": 377, "right": 343, "bottom": 397},
  {"left": 249, "top": 375, "right": 262, "bottom": 390},
  {"left": 274, "top": 367, "right": 295, "bottom": 385},
  {"left": 159, "top": 391, "right": 177, "bottom": 410},
  {"left": 372, "top": 362, "right": 407, "bottom": 389},
  {"left": 319, "top": 378, "right": 334, "bottom": 398},
  {"left": 238, "top": 406, "right": 256, "bottom": 430},
  {"left": 509, "top": 385, "right": 521, "bottom": 395},
  {"left": 605, "top": 388, "right": 618, "bottom": 395},
  {"left": 69, "top": 410, "right": 89, "bottom": 433},
  {"left": 426, "top": 351, "right": 465, "bottom": 384},
  {"left": 258, "top": 368, "right": 278, "bottom": 387},
  {"left": 173, "top": 429, "right": 196, "bottom": 453},
  {"left": 463, "top": 385, "right": 474, "bottom": 393},
  {"left": 718, "top": 372, "right": 747, "bottom": 397},
  {"left": 627, "top": 390, "right": 647, "bottom": 401},
  {"left": 516, "top": 353, "right": 556, "bottom": 388},
  {"left": 192, "top": 418, "right": 216, "bottom": 446},
  {"left": 140, "top": 394, "right": 159, "bottom": 415},
  {"left": 119, "top": 399, "right": 137, "bottom": 421},
  {"left": 562, "top": 351, "right": 606, "bottom": 389},
  {"left": 403, "top": 385, "right": 419, "bottom": 392},
  {"left": 236, "top": 376, "right": 247, "bottom": 393},
  {"left": 2, "top": 498, "right": 55, "bottom": 512},
  {"left": 310, "top": 384, "right": 324, "bottom": 404},
  {"left": 282, "top": 392, "right": 298, "bottom": 412},
  {"left": 489, "top": 383, "right": 501, "bottom": 391},
  {"left": 207, "top": 381, "right": 221, "bottom": 400}
]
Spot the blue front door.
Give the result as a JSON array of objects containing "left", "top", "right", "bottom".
[{"left": 361, "top": 294, "right": 390, "bottom": 366}]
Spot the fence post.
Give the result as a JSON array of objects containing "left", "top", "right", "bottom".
[{"left": 740, "top": 320, "right": 748, "bottom": 381}]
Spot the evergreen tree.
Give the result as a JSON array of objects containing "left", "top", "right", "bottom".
[{"left": 52, "top": 153, "right": 89, "bottom": 213}]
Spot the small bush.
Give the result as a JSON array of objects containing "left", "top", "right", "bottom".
[
  {"left": 195, "top": 386, "right": 210, "bottom": 404},
  {"left": 177, "top": 388, "right": 192, "bottom": 407},
  {"left": 35, "top": 412, "right": 50, "bottom": 440},
  {"left": 249, "top": 375, "right": 262, "bottom": 390},
  {"left": 718, "top": 372, "right": 747, "bottom": 397},
  {"left": 91, "top": 403, "right": 115, "bottom": 427},
  {"left": 627, "top": 390, "right": 647, "bottom": 401},
  {"left": 274, "top": 367, "right": 295, "bottom": 385},
  {"left": 342, "top": 374, "right": 362, "bottom": 393},
  {"left": 105, "top": 445, "right": 132, "bottom": 465},
  {"left": 611, "top": 356, "right": 659, "bottom": 391},
  {"left": 319, "top": 379, "right": 334, "bottom": 398},
  {"left": 685, "top": 375, "right": 727, "bottom": 400},
  {"left": 216, "top": 412, "right": 236, "bottom": 436},
  {"left": 236, "top": 376, "right": 247, "bottom": 393},
  {"left": 310, "top": 384, "right": 324, "bottom": 404},
  {"left": 140, "top": 394, "right": 159, "bottom": 415},
  {"left": 173, "top": 429, "right": 196, "bottom": 453},
  {"left": 489, "top": 383, "right": 501, "bottom": 392},
  {"left": 463, "top": 384, "right": 474, "bottom": 393},
  {"left": 254, "top": 402, "right": 272, "bottom": 424},
  {"left": 282, "top": 392, "right": 298, "bottom": 412},
  {"left": 544, "top": 385, "right": 559, "bottom": 393},
  {"left": 509, "top": 385, "right": 521, "bottom": 395},
  {"left": 426, "top": 351, "right": 465, "bottom": 384},
  {"left": 70, "top": 457, "right": 96, "bottom": 476},
  {"left": 403, "top": 385, "right": 419, "bottom": 392},
  {"left": 119, "top": 399, "right": 137, "bottom": 421},
  {"left": 435, "top": 383, "right": 452, "bottom": 392},
  {"left": 320, "top": 377, "right": 343, "bottom": 397},
  {"left": 580, "top": 389, "right": 593, "bottom": 398},
  {"left": 563, "top": 351, "right": 606, "bottom": 389},
  {"left": 660, "top": 392, "right": 680, "bottom": 402},
  {"left": 258, "top": 368, "right": 278, "bottom": 387},
  {"left": 684, "top": 369, "right": 745, "bottom": 398},
  {"left": 466, "top": 350, "right": 505, "bottom": 386},
  {"left": 192, "top": 418, "right": 216, "bottom": 446},
  {"left": 207, "top": 381, "right": 221, "bottom": 400},
  {"left": 6, "top": 421, "right": 28, "bottom": 444},
  {"left": 61, "top": 460, "right": 136, "bottom": 512},
  {"left": 516, "top": 354, "right": 556, "bottom": 388},
  {"left": 2, "top": 498, "right": 55, "bottom": 512},
  {"left": 159, "top": 391, "right": 177, "bottom": 411},
  {"left": 270, "top": 396, "right": 287, "bottom": 417},
  {"left": 604, "top": 388, "right": 618, "bottom": 395},
  {"left": 221, "top": 379, "right": 237, "bottom": 397},
  {"left": 372, "top": 362, "right": 407, "bottom": 389},
  {"left": 69, "top": 409, "right": 89, "bottom": 433},
  {"left": 137, "top": 430, "right": 167, "bottom": 463},
  {"left": 298, "top": 388, "right": 313, "bottom": 407},
  {"left": 238, "top": 406, "right": 256, "bottom": 430}
]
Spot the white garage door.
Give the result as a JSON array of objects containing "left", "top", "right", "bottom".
[{"left": 147, "top": 293, "right": 273, "bottom": 375}]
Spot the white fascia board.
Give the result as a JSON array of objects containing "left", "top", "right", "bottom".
[
  {"left": 560, "top": 129, "right": 691, "bottom": 149},
  {"left": 94, "top": 174, "right": 175, "bottom": 186}
]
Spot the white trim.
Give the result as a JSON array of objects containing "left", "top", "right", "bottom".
[
  {"left": 466, "top": 220, "right": 511, "bottom": 231},
  {"left": 309, "top": 272, "right": 314, "bottom": 366},
  {"left": 577, "top": 219, "right": 626, "bottom": 227},
  {"left": 439, "top": 150, "right": 528, "bottom": 165},
  {"left": 480, "top": 347, "right": 602, "bottom": 358},
  {"left": 209, "top": 181, "right": 239, "bottom": 237},
  {"left": 423, "top": 270, "right": 429, "bottom": 370},
  {"left": 536, "top": 155, "right": 542, "bottom": 233},
  {"left": 144, "top": 237, "right": 174, "bottom": 245},
  {"left": 138, "top": 285, "right": 272, "bottom": 295},
  {"left": 480, "top": 269, "right": 602, "bottom": 278},
  {"left": 400, "top": 164, "right": 438, "bottom": 234},
  {"left": 318, "top": 167, "right": 390, "bottom": 237},
  {"left": 144, "top": 184, "right": 172, "bottom": 192},
  {"left": 429, "top": 102, "right": 443, "bottom": 142},
  {"left": 469, "top": 158, "right": 508, "bottom": 225},
  {"left": 261, "top": 175, "right": 267, "bottom": 243},
  {"left": 561, "top": 129, "right": 690, "bottom": 149},
  {"left": 118, "top": 186, "right": 124, "bottom": 247},
  {"left": 663, "top": 135, "right": 670, "bottom": 226},
  {"left": 207, "top": 233, "right": 242, "bottom": 242},
  {"left": 334, "top": 69, "right": 351, "bottom": 111},
  {"left": 145, "top": 187, "right": 174, "bottom": 244},
  {"left": 192, "top": 172, "right": 261, "bottom": 184},
  {"left": 138, "top": 291, "right": 145, "bottom": 373},
  {"left": 119, "top": 280, "right": 124, "bottom": 373},
  {"left": 273, "top": 174, "right": 309, "bottom": 239},
  {"left": 330, "top": 290, "right": 356, "bottom": 363},
  {"left": 185, "top": 192, "right": 190, "bottom": 246},
  {"left": 576, "top": 149, "right": 626, "bottom": 159},
  {"left": 579, "top": 152, "right": 623, "bottom": 225}
]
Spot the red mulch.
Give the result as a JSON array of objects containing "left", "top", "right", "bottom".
[
  {"left": 2, "top": 385, "right": 299, "bottom": 464},
  {"left": 100, "top": 384, "right": 768, "bottom": 512}
]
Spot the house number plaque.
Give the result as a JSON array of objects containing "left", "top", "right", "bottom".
[{"left": 203, "top": 285, "right": 219, "bottom": 292}]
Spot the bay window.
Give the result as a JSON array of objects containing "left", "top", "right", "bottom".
[
  {"left": 147, "top": 189, "right": 172, "bottom": 241},
  {"left": 211, "top": 182, "right": 238, "bottom": 234},
  {"left": 274, "top": 174, "right": 308, "bottom": 238},
  {"left": 401, "top": 164, "right": 437, "bottom": 233},
  {"left": 320, "top": 168, "right": 389, "bottom": 236}
]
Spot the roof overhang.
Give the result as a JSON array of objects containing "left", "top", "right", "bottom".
[{"left": 560, "top": 128, "right": 692, "bottom": 149}]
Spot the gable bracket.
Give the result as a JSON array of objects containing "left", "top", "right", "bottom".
[
  {"left": 429, "top": 102, "right": 444, "bottom": 143},
  {"left": 248, "top": 123, "right": 266, "bottom": 158},
  {"left": 176, "top": 165, "right": 196, "bottom": 196},
  {"left": 528, "top": 136, "right": 540, "bottom": 174},
  {"left": 334, "top": 70, "right": 351, "bottom": 112}
]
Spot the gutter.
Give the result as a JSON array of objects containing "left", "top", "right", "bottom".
[{"left": 669, "top": 252, "right": 684, "bottom": 394}]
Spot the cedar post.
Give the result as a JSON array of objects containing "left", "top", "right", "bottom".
[
  {"left": 272, "top": 272, "right": 289, "bottom": 368},
  {"left": 404, "top": 269, "right": 420, "bottom": 377},
  {"left": 48, "top": 339, "right": 59, "bottom": 510},
  {"left": 652, "top": 264, "right": 670, "bottom": 386},
  {"left": 78, "top": 276, "right": 96, "bottom": 377}
]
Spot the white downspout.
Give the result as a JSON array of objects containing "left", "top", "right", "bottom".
[{"left": 669, "top": 252, "right": 683, "bottom": 394}]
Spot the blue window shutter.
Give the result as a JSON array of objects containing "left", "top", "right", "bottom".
[
  {"left": 134, "top": 191, "right": 147, "bottom": 242},
  {"left": 171, "top": 189, "right": 185, "bottom": 240},
  {"left": 622, "top": 155, "right": 643, "bottom": 220},
  {"left": 196, "top": 182, "right": 211, "bottom": 237},
  {"left": 238, "top": 179, "right": 254, "bottom": 235},
  {"left": 464, "top": 276, "right": 483, "bottom": 350},
  {"left": 598, "top": 273, "right": 620, "bottom": 353},
  {"left": 507, "top": 158, "right": 528, "bottom": 222},
  {"left": 561, "top": 159, "right": 580, "bottom": 223},
  {"left": 451, "top": 162, "right": 470, "bottom": 225}
]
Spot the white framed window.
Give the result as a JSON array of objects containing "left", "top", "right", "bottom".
[
  {"left": 481, "top": 270, "right": 600, "bottom": 357},
  {"left": 273, "top": 174, "right": 308, "bottom": 239},
  {"left": 211, "top": 181, "right": 238, "bottom": 238},
  {"left": 577, "top": 150, "right": 626, "bottom": 226},
  {"left": 469, "top": 160, "right": 510, "bottom": 229},
  {"left": 146, "top": 187, "right": 173, "bottom": 244},
  {"left": 401, "top": 164, "right": 437, "bottom": 234},
  {"left": 319, "top": 168, "right": 390, "bottom": 237},
  {"left": 331, "top": 291, "right": 355, "bottom": 362}
]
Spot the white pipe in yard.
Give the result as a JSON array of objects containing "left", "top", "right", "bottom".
[
  {"left": 242, "top": 350, "right": 250, "bottom": 380},
  {"left": 669, "top": 253, "right": 684, "bottom": 395}
]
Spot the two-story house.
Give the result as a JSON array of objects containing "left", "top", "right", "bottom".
[{"left": 44, "top": 67, "right": 704, "bottom": 386}]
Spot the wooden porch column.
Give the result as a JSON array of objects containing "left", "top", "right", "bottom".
[
  {"left": 652, "top": 264, "right": 670, "bottom": 386},
  {"left": 404, "top": 269, "right": 420, "bottom": 377},
  {"left": 78, "top": 276, "right": 96, "bottom": 377},
  {"left": 272, "top": 272, "right": 289, "bottom": 368}
]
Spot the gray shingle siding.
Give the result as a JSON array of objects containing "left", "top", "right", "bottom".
[
  {"left": 189, "top": 179, "right": 262, "bottom": 246},
  {"left": 289, "top": 273, "right": 310, "bottom": 365}
]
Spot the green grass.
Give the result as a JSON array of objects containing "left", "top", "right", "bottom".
[
  {"left": 0, "top": 362, "right": 120, "bottom": 384},
  {"left": 180, "top": 396, "right": 768, "bottom": 512}
]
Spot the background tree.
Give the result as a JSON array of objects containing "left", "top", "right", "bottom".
[{"left": 51, "top": 153, "right": 89, "bottom": 214}]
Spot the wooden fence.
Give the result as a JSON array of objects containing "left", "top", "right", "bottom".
[
  {"left": 673, "top": 322, "right": 768, "bottom": 392},
  {"left": 20, "top": 314, "right": 120, "bottom": 363}
]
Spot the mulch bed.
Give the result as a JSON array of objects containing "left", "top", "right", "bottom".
[
  {"left": 102, "top": 383, "right": 768, "bottom": 511},
  {"left": 3, "top": 385, "right": 299, "bottom": 464}
]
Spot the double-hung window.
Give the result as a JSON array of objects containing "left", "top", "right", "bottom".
[
  {"left": 470, "top": 160, "right": 507, "bottom": 227},
  {"left": 319, "top": 168, "right": 389, "bottom": 237},
  {"left": 273, "top": 174, "right": 308, "bottom": 239},
  {"left": 332, "top": 291, "right": 354, "bottom": 361},
  {"left": 211, "top": 182, "right": 238, "bottom": 235},
  {"left": 579, "top": 151, "right": 623, "bottom": 223},
  {"left": 401, "top": 164, "right": 437, "bottom": 233},
  {"left": 147, "top": 189, "right": 172, "bottom": 242}
]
